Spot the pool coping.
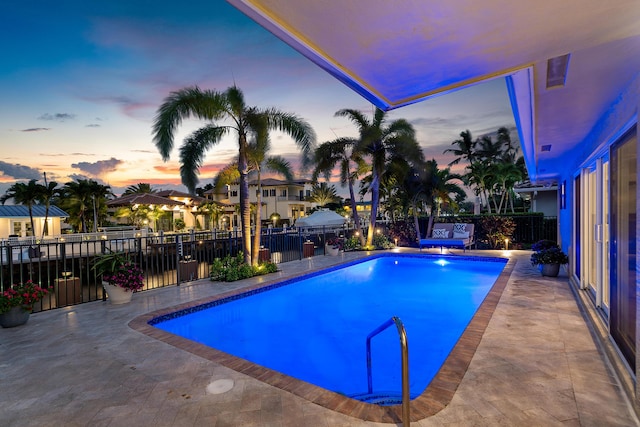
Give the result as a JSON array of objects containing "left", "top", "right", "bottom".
[{"left": 129, "top": 253, "right": 516, "bottom": 424}]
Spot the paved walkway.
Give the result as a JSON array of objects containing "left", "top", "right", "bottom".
[{"left": 0, "top": 250, "right": 637, "bottom": 426}]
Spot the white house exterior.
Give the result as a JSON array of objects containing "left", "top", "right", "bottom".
[
  {"left": 206, "top": 178, "right": 317, "bottom": 227},
  {"left": 0, "top": 205, "right": 68, "bottom": 239}
]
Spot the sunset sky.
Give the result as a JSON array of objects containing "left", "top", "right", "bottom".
[{"left": 0, "top": 0, "right": 516, "bottom": 198}]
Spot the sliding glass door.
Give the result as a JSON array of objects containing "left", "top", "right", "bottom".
[{"left": 610, "top": 126, "right": 637, "bottom": 371}]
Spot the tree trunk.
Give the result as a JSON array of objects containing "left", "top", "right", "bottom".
[
  {"left": 238, "top": 135, "right": 252, "bottom": 265},
  {"left": 366, "top": 171, "right": 380, "bottom": 248},
  {"left": 251, "top": 170, "right": 262, "bottom": 266},
  {"left": 412, "top": 199, "right": 421, "bottom": 243},
  {"left": 348, "top": 176, "right": 365, "bottom": 246},
  {"left": 28, "top": 205, "right": 36, "bottom": 238}
]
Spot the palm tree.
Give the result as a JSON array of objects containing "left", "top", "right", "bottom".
[
  {"left": 308, "top": 182, "right": 339, "bottom": 207},
  {"left": 123, "top": 183, "right": 157, "bottom": 195},
  {"left": 335, "top": 107, "right": 422, "bottom": 247},
  {"left": 212, "top": 135, "right": 295, "bottom": 264},
  {"left": 445, "top": 130, "right": 476, "bottom": 166},
  {"left": 0, "top": 180, "right": 42, "bottom": 237},
  {"left": 37, "top": 180, "right": 60, "bottom": 239},
  {"left": 312, "top": 136, "right": 367, "bottom": 245},
  {"left": 152, "top": 85, "right": 315, "bottom": 265},
  {"left": 58, "top": 179, "right": 112, "bottom": 232}
]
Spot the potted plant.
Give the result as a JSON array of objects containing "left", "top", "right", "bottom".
[
  {"left": 325, "top": 237, "right": 344, "bottom": 256},
  {"left": 530, "top": 247, "right": 569, "bottom": 277},
  {"left": 0, "top": 280, "right": 48, "bottom": 328},
  {"left": 93, "top": 250, "right": 144, "bottom": 304}
]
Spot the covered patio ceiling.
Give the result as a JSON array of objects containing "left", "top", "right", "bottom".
[{"left": 228, "top": 0, "right": 640, "bottom": 183}]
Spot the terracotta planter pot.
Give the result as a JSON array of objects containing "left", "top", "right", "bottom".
[
  {"left": 0, "top": 306, "right": 30, "bottom": 328},
  {"left": 541, "top": 263, "right": 561, "bottom": 277},
  {"left": 102, "top": 282, "right": 134, "bottom": 304}
]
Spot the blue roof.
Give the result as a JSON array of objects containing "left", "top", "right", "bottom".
[{"left": 0, "top": 205, "right": 69, "bottom": 218}]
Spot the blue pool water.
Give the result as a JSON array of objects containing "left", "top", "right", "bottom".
[{"left": 152, "top": 254, "right": 506, "bottom": 401}]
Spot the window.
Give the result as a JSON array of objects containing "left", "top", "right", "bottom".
[
  {"left": 230, "top": 190, "right": 238, "bottom": 197},
  {"left": 270, "top": 189, "right": 276, "bottom": 197},
  {"left": 280, "top": 189, "right": 287, "bottom": 197},
  {"left": 263, "top": 189, "right": 269, "bottom": 197}
]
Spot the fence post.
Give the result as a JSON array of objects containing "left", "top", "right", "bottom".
[
  {"left": 176, "top": 235, "right": 182, "bottom": 286},
  {"left": 299, "top": 227, "right": 303, "bottom": 260}
]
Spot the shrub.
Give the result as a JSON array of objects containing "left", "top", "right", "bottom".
[
  {"left": 388, "top": 221, "right": 417, "bottom": 247},
  {"left": 343, "top": 236, "right": 362, "bottom": 251},
  {"left": 530, "top": 247, "right": 569, "bottom": 265},
  {"left": 210, "top": 252, "right": 278, "bottom": 282},
  {"left": 372, "top": 234, "right": 394, "bottom": 249},
  {"left": 531, "top": 239, "right": 559, "bottom": 252},
  {"left": 478, "top": 216, "right": 516, "bottom": 249}
]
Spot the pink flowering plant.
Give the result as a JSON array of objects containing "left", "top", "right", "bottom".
[
  {"left": 93, "top": 250, "right": 144, "bottom": 292},
  {"left": 326, "top": 236, "right": 344, "bottom": 250},
  {"left": 0, "top": 280, "right": 48, "bottom": 313}
]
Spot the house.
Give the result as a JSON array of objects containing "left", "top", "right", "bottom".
[
  {"left": 513, "top": 180, "right": 558, "bottom": 217},
  {"left": 0, "top": 205, "right": 68, "bottom": 239},
  {"left": 228, "top": 0, "right": 640, "bottom": 412},
  {"left": 205, "top": 178, "right": 317, "bottom": 227}
]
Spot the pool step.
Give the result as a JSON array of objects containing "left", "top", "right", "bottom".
[{"left": 350, "top": 391, "right": 403, "bottom": 406}]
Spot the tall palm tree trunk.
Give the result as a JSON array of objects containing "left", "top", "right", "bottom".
[
  {"left": 366, "top": 172, "right": 380, "bottom": 247},
  {"left": 251, "top": 170, "right": 262, "bottom": 266},
  {"left": 348, "top": 176, "right": 365, "bottom": 246},
  {"left": 238, "top": 136, "right": 252, "bottom": 265}
]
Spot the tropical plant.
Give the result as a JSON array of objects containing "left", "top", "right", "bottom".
[
  {"left": 123, "top": 183, "right": 157, "bottom": 195},
  {"left": 309, "top": 182, "right": 339, "bottom": 207},
  {"left": 326, "top": 236, "right": 344, "bottom": 250},
  {"left": 92, "top": 250, "right": 144, "bottom": 291},
  {"left": 478, "top": 216, "right": 516, "bottom": 249},
  {"left": 312, "top": 136, "right": 368, "bottom": 245},
  {"left": 531, "top": 239, "right": 559, "bottom": 252},
  {"left": 38, "top": 179, "right": 60, "bottom": 239},
  {"left": 343, "top": 235, "right": 362, "bottom": 251},
  {"left": 174, "top": 218, "right": 186, "bottom": 231},
  {"left": 210, "top": 252, "right": 277, "bottom": 282},
  {"left": 152, "top": 85, "right": 315, "bottom": 266},
  {"left": 57, "top": 179, "right": 112, "bottom": 232},
  {"left": 530, "top": 247, "right": 569, "bottom": 266},
  {"left": 0, "top": 281, "right": 48, "bottom": 313},
  {"left": 372, "top": 233, "right": 394, "bottom": 249},
  {"left": 334, "top": 107, "right": 423, "bottom": 247}
]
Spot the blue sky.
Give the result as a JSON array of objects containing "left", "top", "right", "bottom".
[{"left": 0, "top": 0, "right": 515, "bottom": 197}]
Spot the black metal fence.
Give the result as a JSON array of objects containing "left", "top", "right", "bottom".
[{"left": 0, "top": 226, "right": 348, "bottom": 313}]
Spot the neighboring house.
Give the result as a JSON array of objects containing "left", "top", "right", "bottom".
[
  {"left": 0, "top": 205, "right": 68, "bottom": 239},
  {"left": 513, "top": 181, "right": 558, "bottom": 217},
  {"left": 205, "top": 178, "right": 317, "bottom": 227}
]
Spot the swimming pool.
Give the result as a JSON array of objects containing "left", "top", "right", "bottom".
[{"left": 150, "top": 253, "right": 507, "bottom": 404}]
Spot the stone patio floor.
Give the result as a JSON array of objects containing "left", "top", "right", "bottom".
[{"left": 1, "top": 249, "right": 638, "bottom": 426}]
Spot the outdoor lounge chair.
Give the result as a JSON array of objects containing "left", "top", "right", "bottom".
[{"left": 419, "top": 223, "right": 475, "bottom": 252}]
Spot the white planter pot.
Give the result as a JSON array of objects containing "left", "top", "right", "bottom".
[
  {"left": 325, "top": 244, "right": 340, "bottom": 256},
  {"left": 102, "top": 282, "right": 134, "bottom": 304}
]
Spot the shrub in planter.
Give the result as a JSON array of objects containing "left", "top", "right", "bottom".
[
  {"left": 531, "top": 239, "right": 559, "bottom": 252},
  {"left": 530, "top": 247, "right": 569, "bottom": 266}
]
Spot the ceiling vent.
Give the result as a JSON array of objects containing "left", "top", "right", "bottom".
[
  {"left": 541, "top": 144, "right": 552, "bottom": 152},
  {"left": 546, "top": 54, "right": 571, "bottom": 89}
]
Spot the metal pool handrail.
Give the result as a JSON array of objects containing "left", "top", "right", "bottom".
[{"left": 366, "top": 316, "right": 410, "bottom": 427}]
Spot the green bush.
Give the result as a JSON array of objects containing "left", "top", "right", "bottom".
[
  {"left": 372, "top": 233, "right": 394, "bottom": 249},
  {"left": 210, "top": 252, "right": 278, "bottom": 282},
  {"left": 477, "top": 216, "right": 516, "bottom": 249},
  {"left": 344, "top": 236, "right": 362, "bottom": 251}
]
